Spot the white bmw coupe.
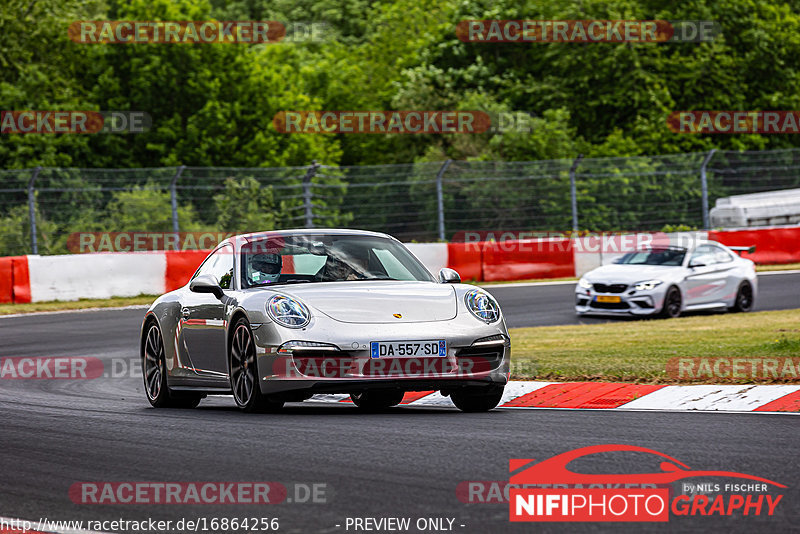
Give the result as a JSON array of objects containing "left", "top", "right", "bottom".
[{"left": 575, "top": 241, "right": 757, "bottom": 318}]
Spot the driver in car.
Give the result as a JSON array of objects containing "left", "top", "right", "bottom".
[
  {"left": 324, "top": 244, "right": 370, "bottom": 281},
  {"left": 249, "top": 253, "right": 282, "bottom": 285}
]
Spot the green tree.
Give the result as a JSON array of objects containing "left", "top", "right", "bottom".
[
  {"left": 213, "top": 177, "right": 280, "bottom": 234},
  {"left": 105, "top": 184, "right": 201, "bottom": 232},
  {"left": 0, "top": 205, "right": 58, "bottom": 256}
]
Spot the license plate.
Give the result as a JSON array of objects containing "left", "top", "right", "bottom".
[
  {"left": 370, "top": 340, "right": 446, "bottom": 358},
  {"left": 595, "top": 295, "right": 621, "bottom": 303}
]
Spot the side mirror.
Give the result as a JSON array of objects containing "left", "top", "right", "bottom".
[
  {"left": 190, "top": 274, "right": 224, "bottom": 299},
  {"left": 689, "top": 260, "right": 705, "bottom": 268},
  {"left": 438, "top": 267, "right": 461, "bottom": 284}
]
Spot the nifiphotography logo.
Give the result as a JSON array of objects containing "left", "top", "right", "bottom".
[{"left": 509, "top": 444, "right": 785, "bottom": 522}]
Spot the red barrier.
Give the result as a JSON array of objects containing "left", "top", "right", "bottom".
[
  {"left": 709, "top": 227, "right": 800, "bottom": 264},
  {"left": 0, "top": 256, "right": 13, "bottom": 303},
  {"left": 447, "top": 242, "right": 483, "bottom": 281},
  {"left": 11, "top": 256, "right": 31, "bottom": 303},
  {"left": 164, "top": 250, "right": 210, "bottom": 292},
  {"left": 481, "top": 239, "right": 574, "bottom": 282}
]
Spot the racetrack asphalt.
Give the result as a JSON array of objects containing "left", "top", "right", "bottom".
[{"left": 0, "top": 272, "right": 798, "bottom": 533}]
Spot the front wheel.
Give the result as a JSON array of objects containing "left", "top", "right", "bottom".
[
  {"left": 230, "top": 318, "right": 284, "bottom": 413},
  {"left": 660, "top": 287, "right": 682, "bottom": 319},
  {"left": 730, "top": 282, "right": 754, "bottom": 313},
  {"left": 450, "top": 385, "right": 505, "bottom": 413},
  {"left": 142, "top": 322, "right": 202, "bottom": 408},
  {"left": 350, "top": 390, "right": 405, "bottom": 411}
]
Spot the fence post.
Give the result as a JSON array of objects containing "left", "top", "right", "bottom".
[
  {"left": 170, "top": 165, "right": 185, "bottom": 234},
  {"left": 27, "top": 166, "right": 42, "bottom": 255},
  {"left": 569, "top": 154, "right": 584, "bottom": 233},
  {"left": 303, "top": 160, "right": 319, "bottom": 228},
  {"left": 435, "top": 159, "right": 452, "bottom": 241},
  {"left": 700, "top": 149, "right": 717, "bottom": 229}
]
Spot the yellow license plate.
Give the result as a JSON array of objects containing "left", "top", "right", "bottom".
[{"left": 596, "top": 295, "right": 621, "bottom": 303}]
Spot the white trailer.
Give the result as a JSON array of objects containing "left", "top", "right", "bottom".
[{"left": 710, "top": 188, "right": 800, "bottom": 227}]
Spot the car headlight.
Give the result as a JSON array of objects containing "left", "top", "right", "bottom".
[
  {"left": 578, "top": 278, "right": 593, "bottom": 289},
  {"left": 634, "top": 280, "right": 663, "bottom": 291},
  {"left": 267, "top": 295, "right": 311, "bottom": 328},
  {"left": 464, "top": 289, "right": 501, "bottom": 323}
]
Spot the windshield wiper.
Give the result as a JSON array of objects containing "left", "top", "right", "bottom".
[{"left": 253, "top": 279, "right": 317, "bottom": 287}]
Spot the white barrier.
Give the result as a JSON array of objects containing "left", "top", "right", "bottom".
[
  {"left": 404, "top": 243, "right": 448, "bottom": 275},
  {"left": 27, "top": 253, "right": 167, "bottom": 302}
]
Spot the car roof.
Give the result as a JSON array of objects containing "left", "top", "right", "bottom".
[
  {"left": 636, "top": 239, "right": 732, "bottom": 253},
  {"left": 240, "top": 228, "right": 393, "bottom": 240},
  {"left": 219, "top": 228, "right": 397, "bottom": 248}
]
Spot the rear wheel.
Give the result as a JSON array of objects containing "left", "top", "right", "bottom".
[
  {"left": 230, "top": 318, "right": 284, "bottom": 413},
  {"left": 660, "top": 287, "right": 682, "bottom": 319},
  {"left": 142, "top": 322, "right": 202, "bottom": 408},
  {"left": 730, "top": 282, "right": 754, "bottom": 313},
  {"left": 350, "top": 390, "right": 405, "bottom": 411},
  {"left": 450, "top": 385, "right": 505, "bottom": 413}
]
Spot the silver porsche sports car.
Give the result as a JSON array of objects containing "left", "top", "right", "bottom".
[
  {"left": 575, "top": 240, "right": 757, "bottom": 318},
  {"left": 141, "top": 229, "right": 509, "bottom": 412}
]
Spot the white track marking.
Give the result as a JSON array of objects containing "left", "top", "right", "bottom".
[
  {"left": 308, "top": 382, "right": 800, "bottom": 412},
  {"left": 617, "top": 384, "right": 800, "bottom": 411},
  {"left": 0, "top": 304, "right": 149, "bottom": 319}
]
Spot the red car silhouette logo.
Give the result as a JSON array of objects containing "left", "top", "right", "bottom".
[{"left": 510, "top": 444, "right": 785, "bottom": 487}]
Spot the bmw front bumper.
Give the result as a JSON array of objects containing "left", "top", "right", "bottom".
[{"left": 575, "top": 285, "right": 668, "bottom": 316}]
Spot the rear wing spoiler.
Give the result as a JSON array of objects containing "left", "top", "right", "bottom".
[{"left": 728, "top": 245, "right": 756, "bottom": 255}]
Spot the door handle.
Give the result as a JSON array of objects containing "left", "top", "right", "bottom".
[{"left": 181, "top": 308, "right": 190, "bottom": 319}]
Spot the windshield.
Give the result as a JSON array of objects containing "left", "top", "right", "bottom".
[
  {"left": 616, "top": 248, "right": 686, "bottom": 266},
  {"left": 240, "top": 234, "right": 435, "bottom": 288}
]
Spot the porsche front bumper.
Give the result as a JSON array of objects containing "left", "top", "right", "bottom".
[{"left": 251, "top": 315, "right": 510, "bottom": 395}]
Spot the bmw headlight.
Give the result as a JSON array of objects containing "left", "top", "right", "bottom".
[
  {"left": 578, "top": 278, "right": 593, "bottom": 290},
  {"left": 464, "top": 289, "right": 501, "bottom": 323},
  {"left": 267, "top": 295, "right": 311, "bottom": 328},
  {"left": 634, "top": 280, "right": 663, "bottom": 291}
]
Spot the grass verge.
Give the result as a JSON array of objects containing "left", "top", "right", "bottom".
[
  {"left": 510, "top": 309, "right": 800, "bottom": 384},
  {"left": 757, "top": 262, "right": 800, "bottom": 272},
  {"left": 0, "top": 295, "right": 156, "bottom": 315}
]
